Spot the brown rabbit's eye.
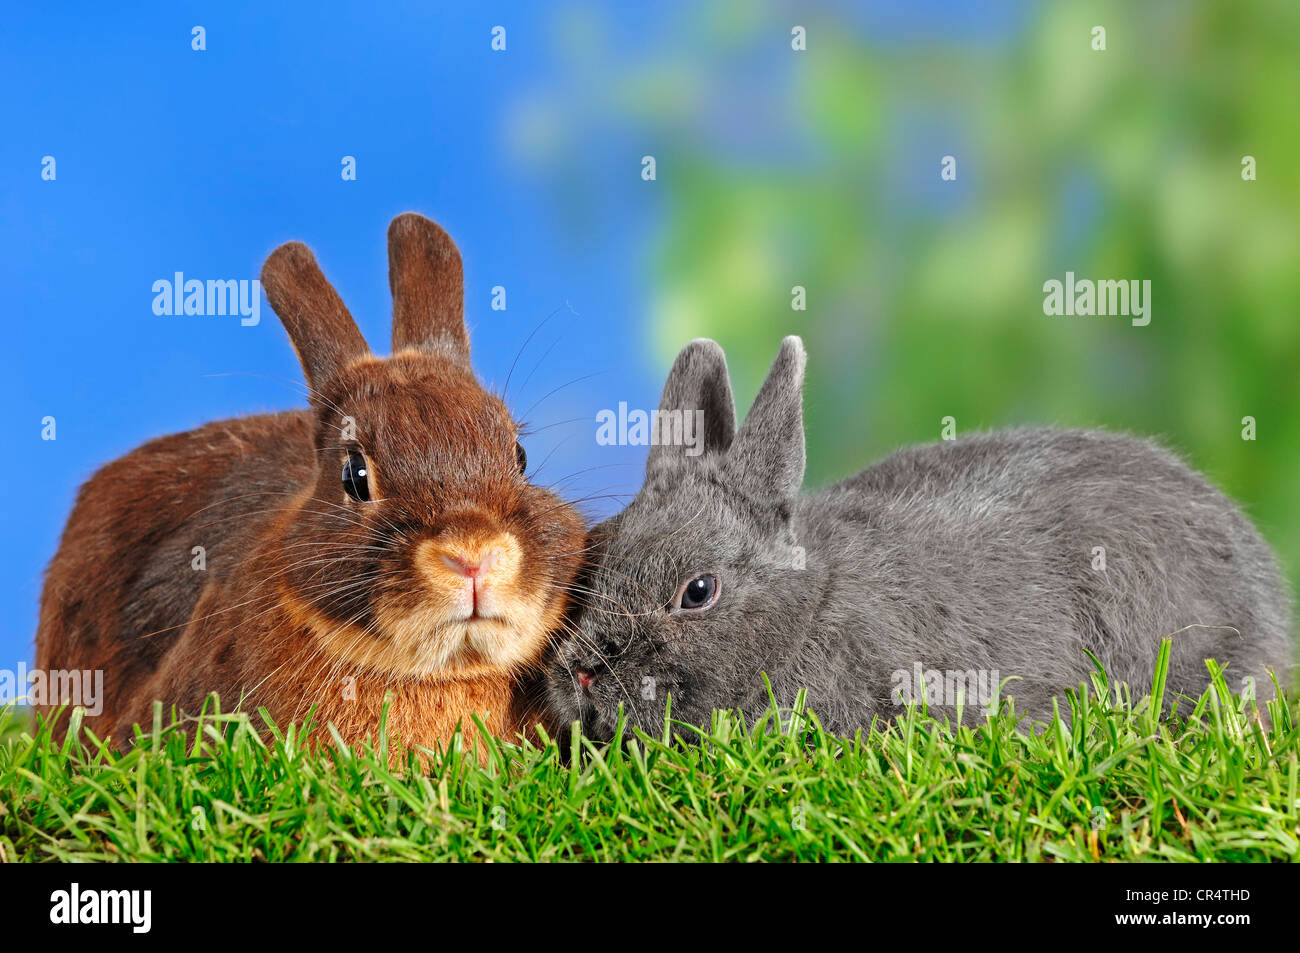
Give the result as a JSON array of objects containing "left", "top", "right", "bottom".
[
  {"left": 515, "top": 440, "right": 527, "bottom": 474},
  {"left": 674, "top": 574, "right": 719, "bottom": 612},
  {"left": 342, "top": 451, "right": 370, "bottom": 502}
]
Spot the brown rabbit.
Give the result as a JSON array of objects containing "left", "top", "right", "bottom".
[{"left": 36, "top": 213, "right": 586, "bottom": 755}]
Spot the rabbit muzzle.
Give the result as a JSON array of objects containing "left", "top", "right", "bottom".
[{"left": 417, "top": 532, "right": 523, "bottom": 622}]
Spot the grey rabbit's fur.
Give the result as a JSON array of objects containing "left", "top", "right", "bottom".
[{"left": 547, "top": 336, "right": 1293, "bottom": 738}]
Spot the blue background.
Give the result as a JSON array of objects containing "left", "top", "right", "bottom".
[{"left": 4, "top": 3, "right": 694, "bottom": 665}]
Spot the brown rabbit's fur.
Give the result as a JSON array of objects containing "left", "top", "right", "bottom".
[{"left": 36, "top": 214, "right": 585, "bottom": 756}]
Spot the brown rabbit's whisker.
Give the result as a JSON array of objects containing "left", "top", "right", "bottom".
[
  {"left": 534, "top": 462, "right": 640, "bottom": 493},
  {"left": 501, "top": 301, "right": 575, "bottom": 402},
  {"left": 518, "top": 415, "right": 588, "bottom": 436},
  {"left": 513, "top": 315, "right": 578, "bottom": 400},
  {"left": 519, "top": 372, "right": 604, "bottom": 423}
]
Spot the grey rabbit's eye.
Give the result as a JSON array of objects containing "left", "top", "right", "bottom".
[
  {"left": 342, "top": 450, "right": 370, "bottom": 502},
  {"left": 674, "top": 574, "right": 720, "bottom": 612}
]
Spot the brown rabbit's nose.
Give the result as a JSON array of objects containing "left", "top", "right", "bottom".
[
  {"left": 417, "top": 533, "right": 523, "bottom": 619},
  {"left": 439, "top": 547, "right": 501, "bottom": 580}
]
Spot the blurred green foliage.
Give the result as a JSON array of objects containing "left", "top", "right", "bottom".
[
  {"left": 627, "top": 0, "right": 1300, "bottom": 595},
  {"left": 527, "top": 0, "right": 1299, "bottom": 600}
]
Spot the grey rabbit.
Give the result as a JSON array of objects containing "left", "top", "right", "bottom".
[{"left": 547, "top": 336, "right": 1293, "bottom": 739}]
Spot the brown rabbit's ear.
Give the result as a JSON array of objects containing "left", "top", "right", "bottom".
[
  {"left": 262, "top": 241, "right": 371, "bottom": 392},
  {"left": 387, "top": 212, "right": 469, "bottom": 362}
]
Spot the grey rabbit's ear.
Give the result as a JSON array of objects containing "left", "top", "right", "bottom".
[
  {"left": 387, "top": 212, "right": 470, "bottom": 362},
  {"left": 725, "top": 336, "right": 806, "bottom": 499},
  {"left": 262, "top": 241, "right": 372, "bottom": 393},
  {"left": 647, "top": 338, "right": 737, "bottom": 470}
]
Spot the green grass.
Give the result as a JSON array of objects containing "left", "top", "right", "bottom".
[{"left": 2, "top": 642, "right": 1297, "bottom": 862}]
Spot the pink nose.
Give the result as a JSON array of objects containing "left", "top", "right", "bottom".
[{"left": 440, "top": 548, "right": 501, "bottom": 580}]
